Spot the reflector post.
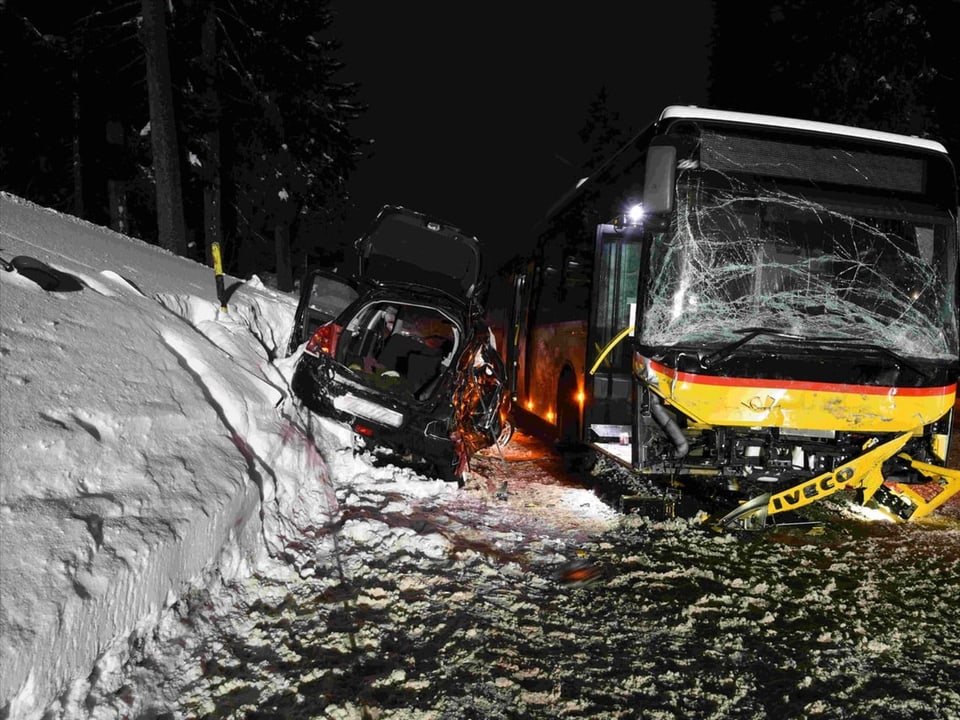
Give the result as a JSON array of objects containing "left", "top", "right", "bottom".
[{"left": 211, "top": 242, "right": 227, "bottom": 313}]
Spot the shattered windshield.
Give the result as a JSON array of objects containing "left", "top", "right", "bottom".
[{"left": 639, "top": 130, "right": 959, "bottom": 361}]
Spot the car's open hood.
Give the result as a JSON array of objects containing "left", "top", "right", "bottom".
[{"left": 356, "top": 206, "right": 483, "bottom": 301}]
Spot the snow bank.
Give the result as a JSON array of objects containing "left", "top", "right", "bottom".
[{"left": 0, "top": 194, "right": 329, "bottom": 717}]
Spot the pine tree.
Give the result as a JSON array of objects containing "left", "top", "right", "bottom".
[
  {"left": 1, "top": 0, "right": 368, "bottom": 277},
  {"left": 708, "top": 0, "right": 958, "bottom": 156},
  {"left": 141, "top": 0, "right": 188, "bottom": 255},
  {"left": 182, "top": 0, "right": 367, "bottom": 288},
  {"left": 577, "top": 87, "right": 632, "bottom": 172}
]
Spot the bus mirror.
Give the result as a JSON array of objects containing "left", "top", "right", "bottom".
[{"left": 643, "top": 144, "right": 676, "bottom": 216}]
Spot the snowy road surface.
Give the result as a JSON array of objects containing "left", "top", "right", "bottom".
[{"left": 91, "top": 430, "right": 960, "bottom": 719}]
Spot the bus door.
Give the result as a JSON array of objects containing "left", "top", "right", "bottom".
[{"left": 584, "top": 223, "right": 643, "bottom": 455}]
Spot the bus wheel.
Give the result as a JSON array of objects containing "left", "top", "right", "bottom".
[{"left": 556, "top": 370, "right": 580, "bottom": 449}]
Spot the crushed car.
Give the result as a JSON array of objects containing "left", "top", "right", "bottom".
[{"left": 290, "top": 205, "right": 512, "bottom": 482}]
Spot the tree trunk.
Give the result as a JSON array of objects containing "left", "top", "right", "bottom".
[
  {"left": 203, "top": 171, "right": 222, "bottom": 265},
  {"left": 140, "top": 0, "right": 187, "bottom": 255},
  {"left": 105, "top": 120, "right": 127, "bottom": 233},
  {"left": 274, "top": 223, "right": 294, "bottom": 292},
  {"left": 201, "top": 0, "right": 222, "bottom": 266},
  {"left": 71, "top": 28, "right": 84, "bottom": 219}
]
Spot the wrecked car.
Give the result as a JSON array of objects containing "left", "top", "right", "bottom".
[{"left": 290, "top": 205, "right": 511, "bottom": 482}]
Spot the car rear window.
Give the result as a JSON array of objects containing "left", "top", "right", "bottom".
[{"left": 339, "top": 302, "right": 460, "bottom": 396}]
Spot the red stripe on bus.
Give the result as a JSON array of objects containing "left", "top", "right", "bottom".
[{"left": 645, "top": 359, "right": 957, "bottom": 397}]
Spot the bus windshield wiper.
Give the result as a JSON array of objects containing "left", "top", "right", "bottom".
[
  {"left": 701, "top": 328, "right": 930, "bottom": 379},
  {"left": 810, "top": 338, "right": 930, "bottom": 380},
  {"left": 700, "top": 328, "right": 803, "bottom": 369}
]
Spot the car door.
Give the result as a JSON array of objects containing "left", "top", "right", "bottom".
[{"left": 289, "top": 268, "right": 359, "bottom": 352}]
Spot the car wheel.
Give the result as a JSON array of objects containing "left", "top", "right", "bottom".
[{"left": 434, "top": 459, "right": 466, "bottom": 487}]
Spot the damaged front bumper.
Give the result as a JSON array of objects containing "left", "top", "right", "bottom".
[{"left": 717, "top": 429, "right": 960, "bottom": 528}]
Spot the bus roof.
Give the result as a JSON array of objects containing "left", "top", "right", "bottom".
[
  {"left": 659, "top": 106, "right": 948, "bottom": 155},
  {"left": 532, "top": 105, "right": 952, "bottom": 238}
]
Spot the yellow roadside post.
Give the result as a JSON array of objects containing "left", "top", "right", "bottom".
[{"left": 211, "top": 242, "right": 227, "bottom": 313}]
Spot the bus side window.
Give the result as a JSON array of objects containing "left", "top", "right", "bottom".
[
  {"left": 538, "top": 261, "right": 561, "bottom": 320},
  {"left": 560, "top": 248, "right": 592, "bottom": 311},
  {"left": 532, "top": 235, "right": 562, "bottom": 321}
]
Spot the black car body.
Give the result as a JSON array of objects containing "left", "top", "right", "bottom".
[{"left": 290, "top": 206, "right": 511, "bottom": 481}]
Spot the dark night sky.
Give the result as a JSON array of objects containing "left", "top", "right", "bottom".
[{"left": 329, "top": 2, "right": 714, "bottom": 270}]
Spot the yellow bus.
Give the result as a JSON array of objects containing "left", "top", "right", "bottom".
[{"left": 495, "top": 106, "right": 960, "bottom": 525}]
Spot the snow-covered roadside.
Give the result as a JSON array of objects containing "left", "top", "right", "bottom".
[
  {"left": 0, "top": 193, "right": 333, "bottom": 717},
  {"left": 0, "top": 192, "right": 615, "bottom": 719}
]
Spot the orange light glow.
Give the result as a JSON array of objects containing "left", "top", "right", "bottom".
[
  {"left": 546, "top": 410, "right": 556, "bottom": 423},
  {"left": 525, "top": 400, "right": 534, "bottom": 411},
  {"left": 576, "top": 390, "right": 585, "bottom": 406}
]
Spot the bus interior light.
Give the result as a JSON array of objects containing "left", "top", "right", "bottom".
[{"left": 626, "top": 204, "right": 644, "bottom": 224}]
